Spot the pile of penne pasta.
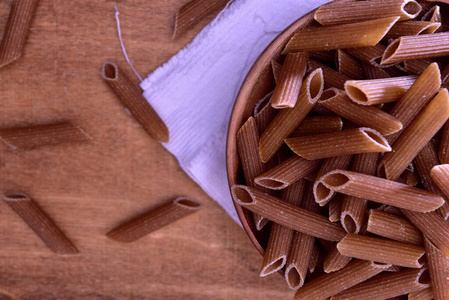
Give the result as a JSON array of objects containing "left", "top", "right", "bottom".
[{"left": 231, "top": 0, "right": 449, "bottom": 299}]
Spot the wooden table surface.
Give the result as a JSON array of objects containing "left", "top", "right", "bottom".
[{"left": 0, "top": 0, "right": 294, "bottom": 299}]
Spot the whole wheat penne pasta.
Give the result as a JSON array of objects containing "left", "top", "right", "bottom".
[
  {"left": 345, "top": 75, "right": 417, "bottom": 105},
  {"left": 401, "top": 209, "right": 449, "bottom": 256},
  {"left": 309, "top": 243, "right": 319, "bottom": 273},
  {"left": 290, "top": 116, "right": 343, "bottom": 137},
  {"left": 430, "top": 164, "right": 449, "bottom": 218},
  {"left": 271, "top": 52, "right": 308, "bottom": 108},
  {"left": 382, "top": 32, "right": 449, "bottom": 65},
  {"left": 237, "top": 117, "right": 270, "bottom": 230},
  {"left": 0, "top": 0, "right": 40, "bottom": 68},
  {"left": 106, "top": 197, "right": 202, "bottom": 242},
  {"left": 231, "top": 185, "right": 346, "bottom": 241},
  {"left": 283, "top": 17, "right": 399, "bottom": 53},
  {"left": 331, "top": 268, "right": 430, "bottom": 300},
  {"left": 387, "top": 62, "right": 441, "bottom": 144},
  {"left": 345, "top": 44, "right": 388, "bottom": 68},
  {"left": 308, "top": 59, "right": 349, "bottom": 90},
  {"left": 314, "top": 155, "right": 353, "bottom": 206},
  {"left": 422, "top": 5, "right": 441, "bottom": 22},
  {"left": 367, "top": 209, "right": 423, "bottom": 245},
  {"left": 384, "top": 21, "right": 440, "bottom": 40},
  {"left": 285, "top": 182, "right": 318, "bottom": 289},
  {"left": 260, "top": 180, "right": 306, "bottom": 277},
  {"left": 285, "top": 127, "right": 391, "bottom": 160},
  {"left": 271, "top": 60, "right": 282, "bottom": 84},
  {"left": 362, "top": 62, "right": 391, "bottom": 79},
  {"left": 253, "top": 91, "right": 274, "bottom": 117},
  {"left": 415, "top": 143, "right": 449, "bottom": 219},
  {"left": 0, "top": 121, "right": 92, "bottom": 150},
  {"left": 253, "top": 92, "right": 277, "bottom": 135},
  {"left": 2, "top": 193, "right": 78, "bottom": 255},
  {"left": 335, "top": 50, "right": 364, "bottom": 80},
  {"left": 314, "top": 0, "right": 420, "bottom": 26},
  {"left": 259, "top": 69, "right": 324, "bottom": 163},
  {"left": 172, "top": 0, "right": 229, "bottom": 38},
  {"left": 379, "top": 89, "right": 449, "bottom": 181},
  {"left": 337, "top": 234, "right": 426, "bottom": 268},
  {"left": 424, "top": 238, "right": 449, "bottom": 300},
  {"left": 328, "top": 194, "right": 343, "bottom": 223},
  {"left": 341, "top": 152, "right": 379, "bottom": 234},
  {"left": 408, "top": 288, "right": 434, "bottom": 300},
  {"left": 438, "top": 121, "right": 449, "bottom": 163},
  {"left": 318, "top": 88, "right": 403, "bottom": 135},
  {"left": 320, "top": 170, "right": 444, "bottom": 212},
  {"left": 101, "top": 61, "right": 169, "bottom": 143},
  {"left": 403, "top": 59, "right": 436, "bottom": 75},
  {"left": 309, "top": 50, "right": 335, "bottom": 65},
  {"left": 323, "top": 243, "right": 351, "bottom": 273},
  {"left": 293, "top": 260, "right": 391, "bottom": 300},
  {"left": 254, "top": 156, "right": 321, "bottom": 190}
]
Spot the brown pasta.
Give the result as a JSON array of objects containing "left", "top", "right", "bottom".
[
  {"left": 323, "top": 243, "right": 351, "bottom": 273},
  {"left": 293, "top": 260, "right": 391, "bottom": 300},
  {"left": 101, "top": 61, "right": 169, "bottom": 143},
  {"left": 0, "top": 0, "right": 40, "bottom": 68},
  {"left": 309, "top": 50, "right": 335, "bottom": 65},
  {"left": 259, "top": 69, "right": 324, "bottom": 163},
  {"left": 382, "top": 32, "right": 449, "bottom": 65},
  {"left": 438, "top": 121, "right": 449, "bottom": 163},
  {"left": 253, "top": 92, "right": 277, "bottom": 136},
  {"left": 254, "top": 156, "right": 321, "bottom": 190},
  {"left": 318, "top": 88, "right": 403, "bottom": 135},
  {"left": 331, "top": 268, "right": 431, "bottom": 300},
  {"left": 271, "top": 52, "right": 308, "bottom": 108},
  {"left": 0, "top": 121, "right": 91, "bottom": 150},
  {"left": 314, "top": 0, "right": 421, "bottom": 26},
  {"left": 172, "top": 0, "right": 229, "bottom": 38},
  {"left": 290, "top": 116, "right": 342, "bottom": 137},
  {"left": 402, "top": 59, "right": 436, "bottom": 75},
  {"left": 106, "top": 197, "right": 202, "bottom": 243},
  {"left": 367, "top": 209, "right": 423, "bottom": 245},
  {"left": 408, "top": 288, "right": 434, "bottom": 300},
  {"left": 378, "top": 88, "right": 449, "bottom": 181},
  {"left": 2, "top": 193, "right": 78, "bottom": 255},
  {"left": 335, "top": 50, "right": 364, "bottom": 80},
  {"left": 328, "top": 194, "right": 343, "bottom": 223},
  {"left": 344, "top": 75, "right": 417, "bottom": 105},
  {"left": 271, "top": 60, "right": 282, "bottom": 84},
  {"left": 361, "top": 62, "right": 390, "bottom": 79},
  {"left": 337, "top": 234, "right": 426, "bottom": 268},
  {"left": 384, "top": 20, "right": 440, "bottom": 40},
  {"left": 424, "top": 238, "right": 449, "bottom": 300},
  {"left": 285, "top": 127, "right": 391, "bottom": 160},
  {"left": 320, "top": 170, "right": 444, "bottom": 212},
  {"left": 345, "top": 44, "right": 388, "bottom": 68},
  {"left": 308, "top": 59, "right": 349, "bottom": 90},
  {"left": 283, "top": 17, "right": 399, "bottom": 53},
  {"left": 231, "top": 185, "right": 346, "bottom": 241}
]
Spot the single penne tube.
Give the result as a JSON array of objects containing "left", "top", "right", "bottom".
[
  {"left": 0, "top": 0, "right": 40, "bottom": 68},
  {"left": 384, "top": 20, "right": 440, "bottom": 40},
  {"left": 382, "top": 32, "right": 449, "bottom": 65},
  {"left": 237, "top": 117, "right": 271, "bottom": 230},
  {"left": 106, "top": 197, "right": 202, "bottom": 242},
  {"left": 271, "top": 60, "right": 282, "bottom": 84},
  {"left": 260, "top": 180, "right": 305, "bottom": 277},
  {"left": 331, "top": 268, "right": 430, "bottom": 300},
  {"left": 308, "top": 59, "right": 349, "bottom": 90},
  {"left": 328, "top": 194, "right": 343, "bottom": 223},
  {"left": 335, "top": 50, "right": 364, "bottom": 80},
  {"left": 309, "top": 50, "right": 335, "bottom": 65},
  {"left": 402, "top": 59, "right": 435, "bottom": 75},
  {"left": 424, "top": 238, "right": 449, "bottom": 300},
  {"left": 314, "top": 0, "right": 420, "bottom": 26},
  {"left": 283, "top": 17, "right": 399, "bottom": 53},
  {"left": 320, "top": 170, "right": 444, "bottom": 212},
  {"left": 308, "top": 243, "right": 319, "bottom": 273},
  {"left": 408, "top": 288, "right": 434, "bottom": 300},
  {"left": 293, "top": 260, "right": 391, "bottom": 300},
  {"left": 271, "top": 52, "right": 308, "bottom": 108},
  {"left": 344, "top": 75, "right": 417, "bottom": 105},
  {"left": 387, "top": 62, "right": 441, "bottom": 145},
  {"left": 438, "top": 121, "right": 449, "bottom": 163},
  {"left": 101, "top": 61, "right": 169, "bottom": 143},
  {"left": 172, "top": 0, "right": 229, "bottom": 38},
  {"left": 290, "top": 116, "right": 343, "bottom": 137},
  {"left": 231, "top": 185, "right": 346, "bottom": 241},
  {"left": 2, "top": 193, "right": 78, "bottom": 255},
  {"left": 416, "top": 143, "right": 449, "bottom": 220},
  {"left": 401, "top": 209, "right": 449, "bottom": 256},
  {"left": 430, "top": 164, "right": 449, "bottom": 219},
  {"left": 361, "top": 62, "right": 390, "bottom": 79},
  {"left": 313, "top": 155, "right": 353, "bottom": 206},
  {"left": 323, "top": 243, "right": 351, "bottom": 273},
  {"left": 337, "top": 234, "right": 426, "bottom": 268},
  {"left": 253, "top": 92, "right": 276, "bottom": 136},
  {"left": 285, "top": 127, "right": 391, "bottom": 160},
  {"left": 318, "top": 88, "right": 402, "bottom": 135},
  {"left": 367, "top": 209, "right": 423, "bottom": 245},
  {"left": 345, "top": 44, "right": 387, "bottom": 68},
  {"left": 341, "top": 152, "right": 379, "bottom": 234},
  {"left": 379, "top": 89, "right": 449, "bottom": 181},
  {"left": 421, "top": 5, "right": 441, "bottom": 23},
  {"left": 0, "top": 121, "right": 92, "bottom": 150},
  {"left": 259, "top": 69, "right": 324, "bottom": 163},
  {"left": 254, "top": 156, "right": 321, "bottom": 190}
]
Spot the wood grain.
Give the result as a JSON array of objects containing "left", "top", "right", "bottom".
[{"left": 0, "top": 0, "right": 293, "bottom": 298}]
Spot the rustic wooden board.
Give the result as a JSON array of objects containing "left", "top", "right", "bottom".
[{"left": 0, "top": 0, "right": 293, "bottom": 299}]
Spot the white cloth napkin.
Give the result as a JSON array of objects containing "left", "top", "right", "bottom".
[{"left": 140, "top": 0, "right": 331, "bottom": 223}]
